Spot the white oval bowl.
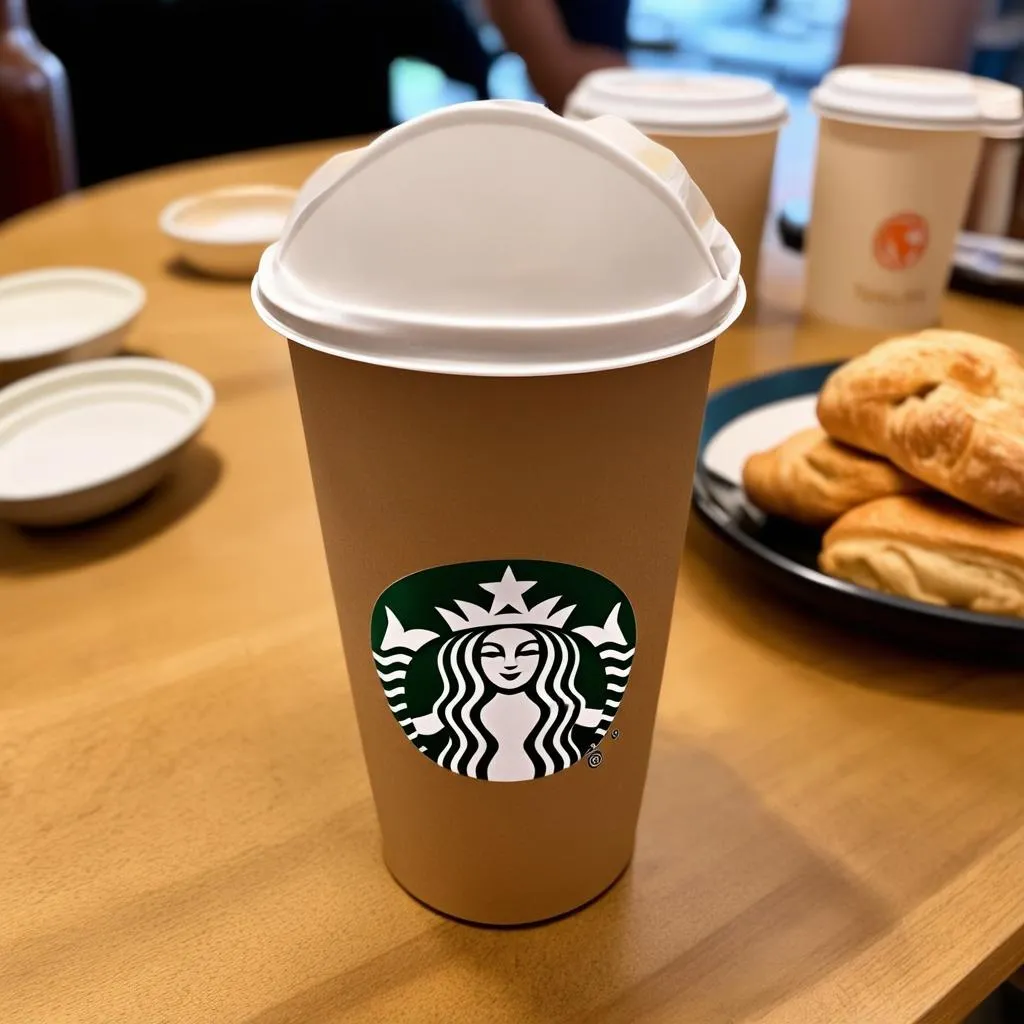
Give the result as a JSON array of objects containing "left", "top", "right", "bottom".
[
  {"left": 0, "top": 267, "right": 146, "bottom": 385},
  {"left": 160, "top": 185, "right": 297, "bottom": 279},
  {"left": 0, "top": 357, "right": 214, "bottom": 526}
]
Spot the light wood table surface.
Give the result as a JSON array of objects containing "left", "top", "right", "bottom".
[{"left": 0, "top": 140, "right": 1022, "bottom": 1024}]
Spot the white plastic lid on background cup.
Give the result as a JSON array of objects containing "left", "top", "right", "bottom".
[
  {"left": 812, "top": 65, "right": 983, "bottom": 130},
  {"left": 565, "top": 69, "right": 788, "bottom": 136},
  {"left": 971, "top": 76, "right": 1024, "bottom": 139},
  {"left": 252, "top": 100, "right": 744, "bottom": 377}
]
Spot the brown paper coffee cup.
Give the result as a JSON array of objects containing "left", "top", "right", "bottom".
[
  {"left": 252, "top": 102, "right": 744, "bottom": 924},
  {"left": 288, "top": 341, "right": 714, "bottom": 923},
  {"left": 806, "top": 118, "right": 981, "bottom": 331},
  {"left": 565, "top": 71, "right": 788, "bottom": 310},
  {"left": 651, "top": 131, "right": 778, "bottom": 306}
]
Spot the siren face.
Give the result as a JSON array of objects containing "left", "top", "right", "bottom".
[
  {"left": 371, "top": 560, "right": 637, "bottom": 782},
  {"left": 479, "top": 628, "right": 541, "bottom": 691}
]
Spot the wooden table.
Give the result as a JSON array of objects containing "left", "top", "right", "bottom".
[{"left": 1, "top": 140, "right": 1022, "bottom": 1024}]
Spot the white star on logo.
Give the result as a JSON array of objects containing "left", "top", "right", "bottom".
[{"left": 480, "top": 566, "right": 537, "bottom": 614}]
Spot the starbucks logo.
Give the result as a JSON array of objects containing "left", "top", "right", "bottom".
[{"left": 371, "top": 560, "right": 636, "bottom": 782}]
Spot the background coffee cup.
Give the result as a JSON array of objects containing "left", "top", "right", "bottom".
[
  {"left": 253, "top": 102, "right": 744, "bottom": 925},
  {"left": 807, "top": 65, "right": 983, "bottom": 331},
  {"left": 566, "top": 69, "right": 788, "bottom": 309},
  {"left": 965, "top": 76, "right": 1024, "bottom": 237}
]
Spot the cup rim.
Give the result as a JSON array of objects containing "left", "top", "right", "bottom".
[
  {"left": 812, "top": 65, "right": 983, "bottom": 132},
  {"left": 253, "top": 275, "right": 746, "bottom": 377},
  {"left": 566, "top": 68, "right": 789, "bottom": 137}
]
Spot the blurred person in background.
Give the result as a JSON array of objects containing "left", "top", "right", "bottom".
[
  {"left": 838, "top": 0, "right": 986, "bottom": 69},
  {"left": 487, "top": 0, "right": 629, "bottom": 111}
]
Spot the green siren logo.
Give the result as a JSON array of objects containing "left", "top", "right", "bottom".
[{"left": 371, "top": 560, "right": 636, "bottom": 782}]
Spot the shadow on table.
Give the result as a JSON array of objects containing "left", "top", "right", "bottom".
[
  {"left": 238, "top": 743, "right": 892, "bottom": 1024},
  {"left": 0, "top": 443, "right": 222, "bottom": 576},
  {"left": 432, "top": 741, "right": 893, "bottom": 1024},
  {"left": 163, "top": 257, "right": 254, "bottom": 286},
  {"left": 684, "top": 518, "right": 1024, "bottom": 711}
]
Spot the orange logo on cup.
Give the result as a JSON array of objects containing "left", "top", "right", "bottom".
[{"left": 873, "top": 213, "right": 929, "bottom": 270}]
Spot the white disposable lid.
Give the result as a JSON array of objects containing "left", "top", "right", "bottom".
[
  {"left": 253, "top": 101, "right": 744, "bottom": 377},
  {"left": 972, "top": 76, "right": 1024, "bottom": 139},
  {"left": 565, "top": 69, "right": 788, "bottom": 136},
  {"left": 812, "top": 66, "right": 983, "bottom": 131}
]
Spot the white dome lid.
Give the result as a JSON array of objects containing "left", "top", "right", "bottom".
[
  {"left": 812, "top": 66, "right": 983, "bottom": 130},
  {"left": 972, "top": 76, "right": 1024, "bottom": 138},
  {"left": 565, "top": 69, "right": 788, "bottom": 136},
  {"left": 253, "top": 101, "right": 744, "bottom": 376}
]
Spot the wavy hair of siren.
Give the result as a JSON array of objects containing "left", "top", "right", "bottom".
[{"left": 433, "top": 626, "right": 585, "bottom": 780}]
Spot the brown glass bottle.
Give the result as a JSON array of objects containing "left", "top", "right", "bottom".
[{"left": 0, "top": 0, "right": 76, "bottom": 221}]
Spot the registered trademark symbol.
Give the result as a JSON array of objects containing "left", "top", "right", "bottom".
[
  {"left": 611, "top": 729, "right": 620, "bottom": 740},
  {"left": 587, "top": 750, "right": 604, "bottom": 769}
]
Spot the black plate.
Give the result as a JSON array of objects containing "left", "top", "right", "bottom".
[{"left": 693, "top": 362, "right": 1024, "bottom": 656}]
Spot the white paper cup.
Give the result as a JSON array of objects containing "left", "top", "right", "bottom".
[
  {"left": 566, "top": 71, "right": 787, "bottom": 306},
  {"left": 807, "top": 66, "right": 983, "bottom": 331}
]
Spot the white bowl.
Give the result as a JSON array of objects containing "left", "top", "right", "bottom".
[
  {"left": 0, "top": 357, "right": 214, "bottom": 526},
  {"left": 0, "top": 267, "right": 146, "bottom": 385},
  {"left": 160, "top": 185, "right": 297, "bottom": 279}
]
